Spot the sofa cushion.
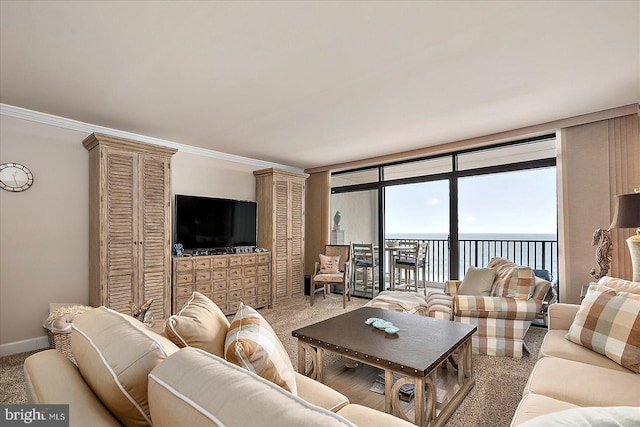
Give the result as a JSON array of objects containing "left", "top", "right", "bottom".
[
  {"left": 487, "top": 258, "right": 535, "bottom": 300},
  {"left": 164, "top": 292, "right": 230, "bottom": 357},
  {"left": 224, "top": 303, "right": 297, "bottom": 394},
  {"left": 458, "top": 266, "right": 496, "bottom": 296},
  {"left": 517, "top": 406, "right": 640, "bottom": 427},
  {"left": 524, "top": 357, "right": 640, "bottom": 407},
  {"left": 566, "top": 284, "right": 640, "bottom": 373},
  {"left": 539, "top": 330, "right": 630, "bottom": 373},
  {"left": 597, "top": 276, "right": 640, "bottom": 294},
  {"left": 148, "top": 348, "right": 355, "bottom": 427},
  {"left": 319, "top": 254, "right": 341, "bottom": 274},
  {"left": 510, "top": 393, "right": 578, "bottom": 427},
  {"left": 71, "top": 307, "right": 180, "bottom": 427}
]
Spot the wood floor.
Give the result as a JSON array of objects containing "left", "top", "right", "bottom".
[{"left": 322, "top": 356, "right": 463, "bottom": 423}]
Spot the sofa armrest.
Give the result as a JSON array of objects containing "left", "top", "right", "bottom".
[
  {"left": 426, "top": 292, "right": 454, "bottom": 320},
  {"left": 295, "top": 372, "right": 349, "bottom": 412},
  {"left": 337, "top": 404, "right": 416, "bottom": 426},
  {"left": 445, "top": 280, "right": 462, "bottom": 296},
  {"left": 454, "top": 295, "right": 541, "bottom": 321},
  {"left": 548, "top": 303, "right": 580, "bottom": 331},
  {"left": 24, "top": 349, "right": 120, "bottom": 427},
  {"left": 531, "top": 277, "right": 551, "bottom": 302}
]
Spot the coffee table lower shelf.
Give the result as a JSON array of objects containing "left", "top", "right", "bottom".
[{"left": 298, "top": 338, "right": 474, "bottom": 427}]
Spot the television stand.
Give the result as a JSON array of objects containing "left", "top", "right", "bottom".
[{"left": 172, "top": 251, "right": 272, "bottom": 315}]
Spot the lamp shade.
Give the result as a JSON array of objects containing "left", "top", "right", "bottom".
[{"left": 609, "top": 192, "right": 640, "bottom": 230}]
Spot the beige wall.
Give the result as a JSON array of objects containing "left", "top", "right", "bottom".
[
  {"left": 557, "top": 114, "right": 640, "bottom": 303},
  {"left": 0, "top": 116, "right": 264, "bottom": 354},
  {"left": 0, "top": 116, "right": 89, "bottom": 351},
  {"left": 331, "top": 190, "right": 378, "bottom": 244},
  {"left": 172, "top": 151, "right": 257, "bottom": 200}
]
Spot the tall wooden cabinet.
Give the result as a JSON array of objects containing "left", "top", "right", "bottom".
[
  {"left": 84, "top": 133, "right": 176, "bottom": 319},
  {"left": 254, "top": 169, "right": 309, "bottom": 303}
]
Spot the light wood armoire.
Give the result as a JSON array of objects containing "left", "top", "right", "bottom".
[
  {"left": 254, "top": 168, "right": 309, "bottom": 303},
  {"left": 83, "top": 133, "right": 176, "bottom": 319}
]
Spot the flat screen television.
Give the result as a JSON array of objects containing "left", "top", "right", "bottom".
[{"left": 174, "top": 195, "right": 257, "bottom": 250}]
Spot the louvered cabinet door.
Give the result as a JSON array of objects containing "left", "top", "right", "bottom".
[
  {"left": 274, "top": 179, "right": 290, "bottom": 300},
  {"left": 289, "top": 178, "right": 305, "bottom": 295},
  {"left": 103, "top": 149, "right": 137, "bottom": 314},
  {"left": 138, "top": 154, "right": 172, "bottom": 318}
]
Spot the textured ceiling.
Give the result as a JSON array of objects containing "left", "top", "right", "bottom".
[{"left": 1, "top": 1, "right": 638, "bottom": 169}]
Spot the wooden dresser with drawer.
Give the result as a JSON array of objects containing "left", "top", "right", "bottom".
[{"left": 172, "top": 252, "right": 271, "bottom": 315}]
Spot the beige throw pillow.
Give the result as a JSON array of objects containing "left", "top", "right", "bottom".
[
  {"left": 224, "top": 303, "right": 298, "bottom": 394},
  {"left": 164, "top": 292, "right": 230, "bottom": 358},
  {"left": 458, "top": 266, "right": 496, "bottom": 296},
  {"left": 566, "top": 284, "right": 640, "bottom": 373},
  {"left": 71, "top": 307, "right": 180, "bottom": 427},
  {"left": 319, "top": 254, "right": 340, "bottom": 274}
]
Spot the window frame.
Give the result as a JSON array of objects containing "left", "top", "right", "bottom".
[{"left": 331, "top": 134, "right": 557, "bottom": 279}]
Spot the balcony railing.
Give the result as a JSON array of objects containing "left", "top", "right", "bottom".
[{"left": 382, "top": 237, "right": 558, "bottom": 286}]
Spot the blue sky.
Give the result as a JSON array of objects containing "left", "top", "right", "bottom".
[{"left": 385, "top": 167, "right": 557, "bottom": 235}]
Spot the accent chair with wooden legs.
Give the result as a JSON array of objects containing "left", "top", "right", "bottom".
[{"left": 311, "top": 245, "right": 351, "bottom": 308}]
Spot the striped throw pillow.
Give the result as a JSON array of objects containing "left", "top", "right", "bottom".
[
  {"left": 566, "top": 284, "right": 640, "bottom": 373},
  {"left": 225, "top": 303, "right": 298, "bottom": 394}
]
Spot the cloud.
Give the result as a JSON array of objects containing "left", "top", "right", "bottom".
[
  {"left": 463, "top": 215, "right": 476, "bottom": 222},
  {"left": 423, "top": 198, "right": 440, "bottom": 206}
]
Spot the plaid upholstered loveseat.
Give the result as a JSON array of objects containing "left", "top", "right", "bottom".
[{"left": 427, "top": 257, "right": 550, "bottom": 358}]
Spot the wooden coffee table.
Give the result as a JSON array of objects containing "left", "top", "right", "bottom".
[{"left": 292, "top": 307, "right": 476, "bottom": 427}]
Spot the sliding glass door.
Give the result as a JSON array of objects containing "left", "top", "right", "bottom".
[{"left": 385, "top": 180, "right": 449, "bottom": 284}]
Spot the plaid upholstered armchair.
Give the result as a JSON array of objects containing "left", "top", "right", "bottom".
[{"left": 427, "top": 257, "right": 550, "bottom": 358}]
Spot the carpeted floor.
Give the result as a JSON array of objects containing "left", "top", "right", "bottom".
[{"left": 0, "top": 294, "right": 544, "bottom": 426}]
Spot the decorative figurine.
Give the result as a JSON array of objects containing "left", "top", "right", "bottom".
[
  {"left": 127, "top": 298, "right": 154, "bottom": 326},
  {"left": 590, "top": 228, "right": 612, "bottom": 279},
  {"left": 333, "top": 211, "right": 342, "bottom": 230}
]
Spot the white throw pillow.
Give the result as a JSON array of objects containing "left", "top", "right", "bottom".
[{"left": 458, "top": 266, "right": 496, "bottom": 296}]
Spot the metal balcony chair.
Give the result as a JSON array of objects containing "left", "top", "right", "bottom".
[
  {"left": 391, "top": 240, "right": 428, "bottom": 295},
  {"left": 351, "top": 243, "right": 379, "bottom": 298}
]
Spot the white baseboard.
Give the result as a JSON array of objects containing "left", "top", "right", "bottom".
[{"left": 0, "top": 336, "right": 50, "bottom": 357}]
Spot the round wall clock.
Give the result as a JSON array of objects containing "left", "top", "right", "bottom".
[{"left": 0, "top": 162, "right": 34, "bottom": 192}]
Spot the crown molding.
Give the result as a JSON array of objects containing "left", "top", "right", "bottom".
[{"left": 0, "top": 103, "right": 302, "bottom": 173}]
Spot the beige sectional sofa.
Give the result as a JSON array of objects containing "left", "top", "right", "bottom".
[
  {"left": 510, "top": 276, "right": 640, "bottom": 426},
  {"left": 24, "top": 305, "right": 414, "bottom": 427}
]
